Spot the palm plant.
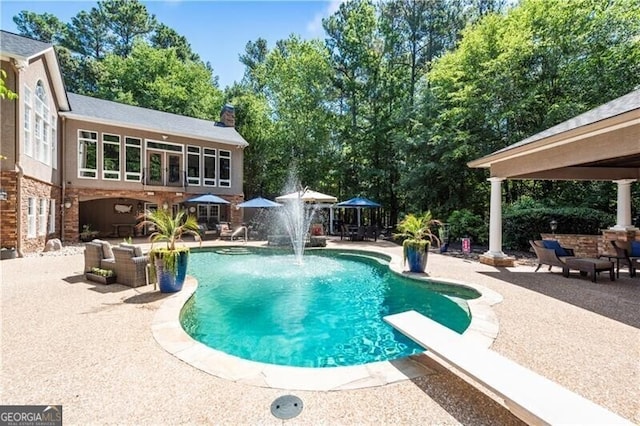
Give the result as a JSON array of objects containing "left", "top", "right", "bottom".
[
  {"left": 137, "top": 208, "right": 201, "bottom": 274},
  {"left": 395, "top": 211, "right": 442, "bottom": 270}
]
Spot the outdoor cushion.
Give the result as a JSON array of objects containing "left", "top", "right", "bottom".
[
  {"left": 93, "top": 239, "right": 114, "bottom": 259},
  {"left": 120, "top": 243, "right": 143, "bottom": 257},
  {"left": 630, "top": 241, "right": 640, "bottom": 257},
  {"left": 542, "top": 240, "right": 570, "bottom": 257}
]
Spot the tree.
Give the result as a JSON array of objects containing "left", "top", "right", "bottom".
[
  {"left": 64, "top": 7, "right": 113, "bottom": 60},
  {"left": 0, "top": 70, "right": 18, "bottom": 100},
  {"left": 13, "top": 11, "right": 67, "bottom": 44},
  {"left": 96, "top": 42, "right": 223, "bottom": 119},
  {"left": 99, "top": 0, "right": 157, "bottom": 57},
  {"left": 150, "top": 24, "right": 199, "bottom": 62}
]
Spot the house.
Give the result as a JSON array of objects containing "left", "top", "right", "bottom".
[{"left": 0, "top": 30, "right": 248, "bottom": 255}]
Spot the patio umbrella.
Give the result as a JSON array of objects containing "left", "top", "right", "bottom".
[
  {"left": 336, "top": 197, "right": 381, "bottom": 227},
  {"left": 185, "top": 193, "right": 230, "bottom": 204},
  {"left": 336, "top": 197, "right": 381, "bottom": 208},
  {"left": 236, "top": 197, "right": 282, "bottom": 208},
  {"left": 275, "top": 189, "right": 337, "bottom": 203}
]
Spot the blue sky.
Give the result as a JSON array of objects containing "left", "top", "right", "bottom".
[{"left": 0, "top": 0, "right": 344, "bottom": 88}]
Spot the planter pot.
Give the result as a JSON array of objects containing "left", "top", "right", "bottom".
[
  {"left": 85, "top": 272, "right": 117, "bottom": 285},
  {"left": 154, "top": 251, "right": 189, "bottom": 293},
  {"left": 406, "top": 245, "right": 429, "bottom": 273}
]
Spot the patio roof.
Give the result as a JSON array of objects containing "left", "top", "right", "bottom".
[{"left": 468, "top": 88, "right": 640, "bottom": 181}]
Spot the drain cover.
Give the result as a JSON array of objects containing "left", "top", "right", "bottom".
[{"left": 270, "top": 395, "right": 303, "bottom": 420}]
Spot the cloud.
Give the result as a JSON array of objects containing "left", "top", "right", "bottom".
[{"left": 306, "top": 0, "right": 346, "bottom": 37}]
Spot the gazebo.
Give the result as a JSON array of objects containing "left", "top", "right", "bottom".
[{"left": 468, "top": 88, "right": 640, "bottom": 266}]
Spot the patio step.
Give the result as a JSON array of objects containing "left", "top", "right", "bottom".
[{"left": 214, "top": 247, "right": 253, "bottom": 256}]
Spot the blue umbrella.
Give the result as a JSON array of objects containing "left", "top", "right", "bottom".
[
  {"left": 336, "top": 197, "right": 381, "bottom": 208},
  {"left": 185, "top": 193, "right": 230, "bottom": 204},
  {"left": 237, "top": 197, "right": 282, "bottom": 208}
]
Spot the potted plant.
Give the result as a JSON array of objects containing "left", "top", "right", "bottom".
[
  {"left": 137, "top": 209, "right": 201, "bottom": 293},
  {"left": 79, "top": 224, "right": 99, "bottom": 242},
  {"left": 395, "top": 211, "right": 442, "bottom": 273},
  {"left": 86, "top": 267, "right": 116, "bottom": 284}
]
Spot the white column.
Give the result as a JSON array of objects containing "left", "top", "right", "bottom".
[
  {"left": 611, "top": 179, "right": 637, "bottom": 230},
  {"left": 485, "top": 177, "right": 507, "bottom": 258},
  {"left": 329, "top": 207, "right": 335, "bottom": 234}
]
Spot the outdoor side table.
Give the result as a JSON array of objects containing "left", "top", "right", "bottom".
[{"left": 562, "top": 258, "right": 615, "bottom": 283}]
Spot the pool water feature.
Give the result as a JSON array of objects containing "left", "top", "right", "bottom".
[{"left": 180, "top": 248, "right": 477, "bottom": 368}]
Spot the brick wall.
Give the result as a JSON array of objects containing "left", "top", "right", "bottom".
[
  {"left": 541, "top": 230, "right": 640, "bottom": 258},
  {"left": 20, "top": 176, "right": 61, "bottom": 253},
  {"left": 0, "top": 171, "right": 18, "bottom": 248}
]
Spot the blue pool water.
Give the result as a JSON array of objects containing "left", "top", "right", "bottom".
[{"left": 180, "top": 248, "right": 477, "bottom": 368}]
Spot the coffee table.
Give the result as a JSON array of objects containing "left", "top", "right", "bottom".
[{"left": 562, "top": 258, "right": 615, "bottom": 283}]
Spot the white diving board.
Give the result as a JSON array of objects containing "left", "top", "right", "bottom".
[{"left": 384, "top": 310, "right": 632, "bottom": 425}]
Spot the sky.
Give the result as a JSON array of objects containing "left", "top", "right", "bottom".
[{"left": 0, "top": 0, "right": 344, "bottom": 88}]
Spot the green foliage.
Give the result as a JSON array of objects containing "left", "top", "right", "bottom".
[
  {"left": 396, "top": 211, "right": 443, "bottom": 265},
  {"left": 138, "top": 208, "right": 200, "bottom": 274},
  {"left": 91, "top": 267, "right": 114, "bottom": 277},
  {"left": 446, "top": 209, "right": 487, "bottom": 244},
  {"left": 503, "top": 207, "right": 615, "bottom": 250},
  {"left": 0, "top": 70, "right": 17, "bottom": 100}
]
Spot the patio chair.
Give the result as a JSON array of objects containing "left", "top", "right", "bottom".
[
  {"left": 610, "top": 240, "right": 640, "bottom": 278},
  {"left": 111, "top": 245, "right": 149, "bottom": 287},
  {"left": 218, "top": 222, "right": 234, "bottom": 240},
  {"left": 84, "top": 239, "right": 115, "bottom": 272},
  {"left": 529, "top": 240, "right": 575, "bottom": 272}
]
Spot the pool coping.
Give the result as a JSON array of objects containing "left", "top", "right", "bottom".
[{"left": 151, "top": 247, "right": 503, "bottom": 391}]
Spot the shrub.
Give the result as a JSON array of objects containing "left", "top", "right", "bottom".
[
  {"left": 446, "top": 209, "right": 487, "bottom": 244},
  {"left": 503, "top": 207, "right": 614, "bottom": 250}
]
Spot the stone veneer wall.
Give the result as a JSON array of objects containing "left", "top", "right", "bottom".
[
  {"left": 0, "top": 171, "right": 18, "bottom": 249},
  {"left": 541, "top": 230, "right": 640, "bottom": 258},
  {"left": 20, "top": 176, "right": 61, "bottom": 253}
]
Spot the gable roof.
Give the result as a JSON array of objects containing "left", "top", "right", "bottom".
[
  {"left": 0, "top": 30, "right": 52, "bottom": 59},
  {"left": 62, "top": 93, "right": 249, "bottom": 147},
  {"left": 0, "top": 30, "right": 69, "bottom": 111}
]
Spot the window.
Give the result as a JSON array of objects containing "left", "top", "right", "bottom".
[
  {"left": 38, "top": 198, "right": 47, "bottom": 236},
  {"left": 102, "top": 134, "right": 121, "bottom": 180},
  {"left": 125, "top": 137, "right": 141, "bottom": 181},
  {"left": 51, "top": 114, "right": 57, "bottom": 169},
  {"left": 78, "top": 130, "right": 98, "bottom": 178},
  {"left": 27, "top": 198, "right": 36, "bottom": 238},
  {"left": 219, "top": 150, "right": 231, "bottom": 187},
  {"left": 187, "top": 146, "right": 201, "bottom": 186},
  {"left": 48, "top": 199, "right": 56, "bottom": 233},
  {"left": 203, "top": 148, "right": 216, "bottom": 187},
  {"left": 34, "top": 81, "right": 51, "bottom": 164},
  {"left": 24, "top": 86, "right": 32, "bottom": 157}
]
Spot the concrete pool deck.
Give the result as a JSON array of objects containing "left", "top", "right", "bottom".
[{"left": 1, "top": 237, "right": 639, "bottom": 424}]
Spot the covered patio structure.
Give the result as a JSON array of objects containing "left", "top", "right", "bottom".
[{"left": 468, "top": 89, "right": 640, "bottom": 266}]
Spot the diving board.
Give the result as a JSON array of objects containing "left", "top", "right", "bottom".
[{"left": 384, "top": 310, "right": 631, "bottom": 425}]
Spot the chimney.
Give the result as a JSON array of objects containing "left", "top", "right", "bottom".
[{"left": 220, "top": 104, "right": 236, "bottom": 127}]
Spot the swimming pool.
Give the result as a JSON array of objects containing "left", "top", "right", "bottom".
[{"left": 180, "top": 247, "right": 479, "bottom": 368}]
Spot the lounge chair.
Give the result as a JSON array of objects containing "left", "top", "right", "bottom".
[
  {"left": 218, "top": 222, "right": 234, "bottom": 240},
  {"left": 609, "top": 240, "right": 640, "bottom": 278},
  {"left": 529, "top": 240, "right": 575, "bottom": 272},
  {"left": 84, "top": 239, "right": 115, "bottom": 272}
]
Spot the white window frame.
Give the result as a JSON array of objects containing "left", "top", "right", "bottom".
[
  {"left": 27, "top": 198, "right": 36, "bottom": 238},
  {"left": 51, "top": 114, "right": 57, "bottom": 169},
  {"left": 203, "top": 148, "right": 216, "bottom": 187},
  {"left": 218, "top": 149, "right": 231, "bottom": 187},
  {"left": 48, "top": 199, "right": 56, "bottom": 233},
  {"left": 187, "top": 145, "right": 201, "bottom": 186},
  {"left": 38, "top": 198, "right": 47, "bottom": 236},
  {"left": 23, "top": 85, "right": 32, "bottom": 157},
  {"left": 78, "top": 130, "right": 98, "bottom": 179},
  {"left": 102, "top": 133, "right": 121, "bottom": 180},
  {"left": 124, "top": 136, "right": 142, "bottom": 182},
  {"left": 34, "top": 80, "right": 50, "bottom": 165}
]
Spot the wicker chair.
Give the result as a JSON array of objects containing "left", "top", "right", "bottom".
[
  {"left": 218, "top": 222, "right": 234, "bottom": 240},
  {"left": 530, "top": 240, "right": 575, "bottom": 272},
  {"left": 610, "top": 241, "right": 639, "bottom": 278},
  {"left": 84, "top": 240, "right": 115, "bottom": 272},
  {"left": 111, "top": 246, "right": 149, "bottom": 287}
]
